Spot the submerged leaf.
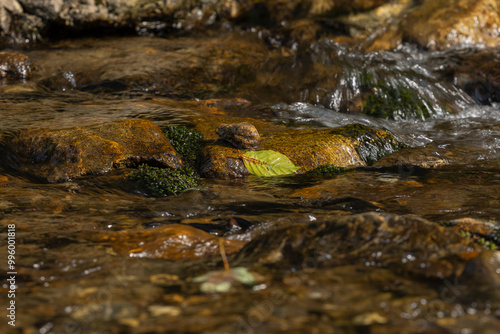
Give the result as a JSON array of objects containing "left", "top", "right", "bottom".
[
  {"left": 242, "top": 150, "right": 300, "bottom": 177},
  {"left": 193, "top": 267, "right": 256, "bottom": 293}
]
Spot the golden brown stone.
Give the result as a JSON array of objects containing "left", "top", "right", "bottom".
[
  {"left": 196, "top": 117, "right": 374, "bottom": 178},
  {"left": 1, "top": 119, "right": 182, "bottom": 182},
  {"left": 401, "top": 0, "right": 500, "bottom": 50}
]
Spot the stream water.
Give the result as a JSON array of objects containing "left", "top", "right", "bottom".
[{"left": 0, "top": 31, "right": 500, "bottom": 333}]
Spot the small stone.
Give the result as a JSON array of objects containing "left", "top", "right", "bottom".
[
  {"left": 119, "top": 318, "right": 140, "bottom": 328},
  {"left": 150, "top": 274, "right": 181, "bottom": 288},
  {"left": 148, "top": 305, "right": 181, "bottom": 317},
  {"left": 0, "top": 52, "right": 32, "bottom": 79},
  {"left": 352, "top": 312, "right": 388, "bottom": 326},
  {"left": 216, "top": 122, "right": 260, "bottom": 149}
]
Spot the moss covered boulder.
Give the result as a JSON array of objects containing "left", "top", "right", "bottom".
[
  {"left": 0, "top": 119, "right": 182, "bottom": 182},
  {"left": 196, "top": 117, "right": 405, "bottom": 178}
]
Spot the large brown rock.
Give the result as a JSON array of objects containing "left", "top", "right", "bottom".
[
  {"left": 0, "top": 0, "right": 245, "bottom": 46},
  {"left": 196, "top": 117, "right": 403, "bottom": 178},
  {"left": 401, "top": 0, "right": 500, "bottom": 50},
  {"left": 330, "top": 0, "right": 500, "bottom": 51},
  {"left": 0, "top": 119, "right": 182, "bottom": 182},
  {"left": 236, "top": 212, "right": 488, "bottom": 280}
]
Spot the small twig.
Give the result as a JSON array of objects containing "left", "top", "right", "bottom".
[{"left": 219, "top": 238, "right": 230, "bottom": 272}]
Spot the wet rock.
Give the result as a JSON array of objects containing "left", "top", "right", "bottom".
[
  {"left": 325, "top": 0, "right": 500, "bottom": 51},
  {"left": 450, "top": 218, "right": 500, "bottom": 237},
  {"left": 235, "top": 212, "right": 483, "bottom": 279},
  {"left": 0, "top": 52, "right": 32, "bottom": 79},
  {"left": 442, "top": 49, "right": 500, "bottom": 105},
  {"left": 198, "top": 117, "right": 404, "bottom": 178},
  {"left": 202, "top": 128, "right": 365, "bottom": 178},
  {"left": 373, "top": 145, "right": 449, "bottom": 168},
  {"left": 401, "top": 0, "right": 500, "bottom": 50},
  {"left": 101, "top": 224, "right": 247, "bottom": 260},
  {"left": 19, "top": 0, "right": 63, "bottom": 20},
  {"left": 199, "top": 144, "right": 250, "bottom": 178},
  {"left": 448, "top": 217, "right": 500, "bottom": 250},
  {"left": 331, "top": 0, "right": 412, "bottom": 51},
  {"left": 0, "top": 0, "right": 44, "bottom": 46},
  {"left": 32, "top": 35, "right": 267, "bottom": 98},
  {"left": 309, "top": 0, "right": 391, "bottom": 16},
  {"left": 0, "top": 119, "right": 182, "bottom": 182},
  {"left": 1, "top": 0, "right": 247, "bottom": 46},
  {"left": 0, "top": 0, "right": 23, "bottom": 33},
  {"left": 256, "top": 43, "right": 461, "bottom": 118},
  {"left": 373, "top": 144, "right": 494, "bottom": 168},
  {"left": 216, "top": 122, "right": 260, "bottom": 149}
]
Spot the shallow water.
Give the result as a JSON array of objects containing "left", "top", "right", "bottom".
[{"left": 1, "top": 32, "right": 500, "bottom": 333}]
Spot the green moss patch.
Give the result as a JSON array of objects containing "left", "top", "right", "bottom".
[
  {"left": 163, "top": 125, "right": 205, "bottom": 166},
  {"left": 363, "top": 83, "right": 432, "bottom": 120},
  {"left": 457, "top": 230, "right": 498, "bottom": 251},
  {"left": 130, "top": 164, "right": 200, "bottom": 197},
  {"left": 330, "top": 124, "right": 407, "bottom": 165},
  {"left": 129, "top": 125, "right": 205, "bottom": 197}
]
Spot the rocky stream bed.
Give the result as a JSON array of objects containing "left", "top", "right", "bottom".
[{"left": 1, "top": 1, "right": 500, "bottom": 333}]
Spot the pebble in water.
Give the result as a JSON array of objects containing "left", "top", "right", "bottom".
[{"left": 216, "top": 122, "right": 260, "bottom": 149}]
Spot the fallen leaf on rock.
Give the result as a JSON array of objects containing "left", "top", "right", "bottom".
[{"left": 243, "top": 150, "right": 300, "bottom": 177}]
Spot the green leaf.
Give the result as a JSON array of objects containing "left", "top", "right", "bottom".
[{"left": 242, "top": 150, "right": 300, "bottom": 177}]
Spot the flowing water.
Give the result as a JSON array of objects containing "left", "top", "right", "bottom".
[{"left": 1, "top": 32, "right": 500, "bottom": 333}]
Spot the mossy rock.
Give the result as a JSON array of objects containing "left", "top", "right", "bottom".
[
  {"left": 130, "top": 164, "right": 199, "bottom": 197},
  {"left": 329, "top": 123, "right": 407, "bottom": 164},
  {"left": 195, "top": 117, "right": 405, "bottom": 178},
  {"left": 163, "top": 125, "right": 205, "bottom": 166},
  {"left": 363, "top": 83, "right": 432, "bottom": 120},
  {"left": 0, "top": 119, "right": 182, "bottom": 182},
  {"left": 130, "top": 125, "right": 204, "bottom": 197}
]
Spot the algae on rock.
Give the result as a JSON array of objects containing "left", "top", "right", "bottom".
[
  {"left": 329, "top": 123, "right": 407, "bottom": 164},
  {"left": 163, "top": 125, "right": 205, "bottom": 166},
  {"left": 130, "top": 125, "right": 205, "bottom": 197},
  {"left": 363, "top": 83, "right": 432, "bottom": 121},
  {"left": 130, "top": 164, "right": 199, "bottom": 197}
]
